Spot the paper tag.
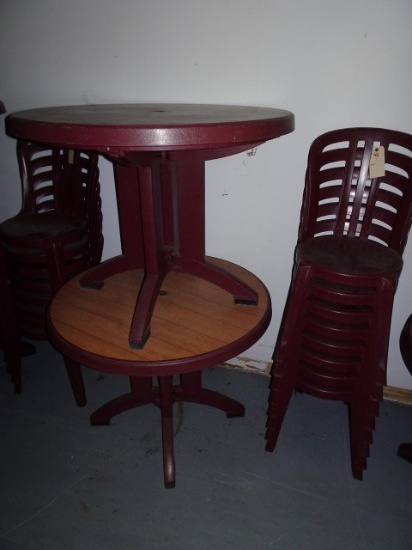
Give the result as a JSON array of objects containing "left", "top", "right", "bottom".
[
  {"left": 369, "top": 145, "right": 385, "bottom": 178},
  {"left": 68, "top": 149, "right": 74, "bottom": 164}
]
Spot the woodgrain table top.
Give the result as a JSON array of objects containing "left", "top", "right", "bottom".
[{"left": 48, "top": 258, "right": 271, "bottom": 376}]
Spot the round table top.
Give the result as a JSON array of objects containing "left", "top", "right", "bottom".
[
  {"left": 48, "top": 258, "right": 271, "bottom": 377},
  {"left": 6, "top": 103, "right": 294, "bottom": 152}
]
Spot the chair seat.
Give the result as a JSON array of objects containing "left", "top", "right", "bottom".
[
  {"left": 0, "top": 212, "right": 86, "bottom": 240},
  {"left": 297, "top": 236, "right": 403, "bottom": 276}
]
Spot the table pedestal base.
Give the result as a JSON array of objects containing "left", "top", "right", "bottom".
[
  {"left": 89, "top": 370, "right": 244, "bottom": 488},
  {"left": 48, "top": 260, "right": 270, "bottom": 487}
]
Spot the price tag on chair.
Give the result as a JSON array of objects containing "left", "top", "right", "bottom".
[{"left": 369, "top": 146, "right": 385, "bottom": 178}]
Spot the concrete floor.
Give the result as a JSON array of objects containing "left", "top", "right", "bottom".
[{"left": 1, "top": 340, "right": 412, "bottom": 549}]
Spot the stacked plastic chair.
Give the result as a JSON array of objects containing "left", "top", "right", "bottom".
[
  {"left": 398, "top": 315, "right": 412, "bottom": 464},
  {"left": 265, "top": 127, "right": 412, "bottom": 479},
  {"left": 0, "top": 140, "right": 103, "bottom": 392}
]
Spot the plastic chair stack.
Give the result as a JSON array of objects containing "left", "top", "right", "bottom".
[
  {"left": 0, "top": 140, "right": 103, "bottom": 392},
  {"left": 265, "top": 127, "right": 412, "bottom": 479},
  {"left": 398, "top": 315, "right": 412, "bottom": 464}
]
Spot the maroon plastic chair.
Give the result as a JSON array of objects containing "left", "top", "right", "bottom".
[
  {"left": 398, "top": 315, "right": 412, "bottom": 463},
  {"left": 0, "top": 140, "right": 103, "bottom": 392},
  {"left": 265, "top": 127, "right": 412, "bottom": 479}
]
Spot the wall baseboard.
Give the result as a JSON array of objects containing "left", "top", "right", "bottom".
[
  {"left": 224, "top": 361, "right": 412, "bottom": 407},
  {"left": 225, "top": 357, "right": 272, "bottom": 375},
  {"left": 383, "top": 386, "right": 412, "bottom": 406}
]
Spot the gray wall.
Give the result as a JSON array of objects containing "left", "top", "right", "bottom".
[{"left": 1, "top": 0, "right": 412, "bottom": 388}]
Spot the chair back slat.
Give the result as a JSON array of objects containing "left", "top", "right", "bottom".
[{"left": 299, "top": 128, "right": 412, "bottom": 254}]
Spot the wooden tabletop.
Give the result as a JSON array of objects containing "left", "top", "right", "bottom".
[
  {"left": 48, "top": 258, "right": 271, "bottom": 377},
  {"left": 6, "top": 103, "right": 294, "bottom": 152}
]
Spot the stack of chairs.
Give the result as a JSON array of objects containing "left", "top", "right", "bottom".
[
  {"left": 265, "top": 127, "right": 412, "bottom": 479},
  {"left": 398, "top": 315, "right": 412, "bottom": 464},
  {"left": 0, "top": 140, "right": 103, "bottom": 392}
]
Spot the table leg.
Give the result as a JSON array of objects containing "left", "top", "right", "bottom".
[
  {"left": 90, "top": 374, "right": 177, "bottom": 488},
  {"left": 80, "top": 160, "right": 169, "bottom": 348},
  {"left": 87, "top": 370, "right": 244, "bottom": 487},
  {"left": 129, "top": 164, "right": 169, "bottom": 348},
  {"left": 171, "top": 152, "right": 258, "bottom": 303},
  {"left": 177, "top": 259, "right": 259, "bottom": 304},
  {"left": 90, "top": 377, "right": 154, "bottom": 425},
  {"left": 82, "top": 152, "right": 258, "bottom": 352},
  {"left": 158, "top": 376, "right": 176, "bottom": 488},
  {"left": 80, "top": 163, "right": 145, "bottom": 288},
  {"left": 175, "top": 370, "right": 245, "bottom": 417}
]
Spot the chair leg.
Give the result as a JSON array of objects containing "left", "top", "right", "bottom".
[
  {"left": 1, "top": 301, "right": 21, "bottom": 393},
  {"left": 348, "top": 393, "right": 381, "bottom": 480},
  {"left": 347, "top": 401, "right": 367, "bottom": 480},
  {"left": 1, "top": 259, "right": 24, "bottom": 392},
  {"left": 63, "top": 356, "right": 87, "bottom": 407},
  {"left": 398, "top": 443, "right": 412, "bottom": 463},
  {"left": 2, "top": 333, "right": 36, "bottom": 394},
  {"left": 265, "top": 360, "right": 296, "bottom": 452},
  {"left": 4, "top": 339, "right": 22, "bottom": 393}
]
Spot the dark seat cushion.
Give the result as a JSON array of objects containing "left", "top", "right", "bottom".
[{"left": 296, "top": 236, "right": 403, "bottom": 276}]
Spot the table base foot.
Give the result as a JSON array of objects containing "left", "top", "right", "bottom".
[
  {"left": 88, "top": 370, "right": 244, "bottom": 487},
  {"left": 176, "top": 258, "right": 259, "bottom": 305},
  {"left": 90, "top": 376, "right": 153, "bottom": 425},
  {"left": 80, "top": 280, "right": 104, "bottom": 290},
  {"left": 174, "top": 370, "right": 245, "bottom": 417},
  {"left": 130, "top": 330, "right": 151, "bottom": 350},
  {"left": 173, "top": 385, "right": 245, "bottom": 417},
  {"left": 235, "top": 298, "right": 258, "bottom": 306}
]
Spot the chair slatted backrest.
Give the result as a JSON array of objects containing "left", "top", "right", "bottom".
[
  {"left": 17, "top": 141, "right": 99, "bottom": 218},
  {"left": 298, "top": 128, "right": 412, "bottom": 254}
]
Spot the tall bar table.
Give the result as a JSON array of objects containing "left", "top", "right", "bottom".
[{"left": 6, "top": 103, "right": 294, "bottom": 486}]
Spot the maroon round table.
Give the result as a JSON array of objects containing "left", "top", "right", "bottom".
[
  {"left": 7, "top": 104, "right": 294, "bottom": 347},
  {"left": 6, "top": 104, "right": 294, "bottom": 486}
]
